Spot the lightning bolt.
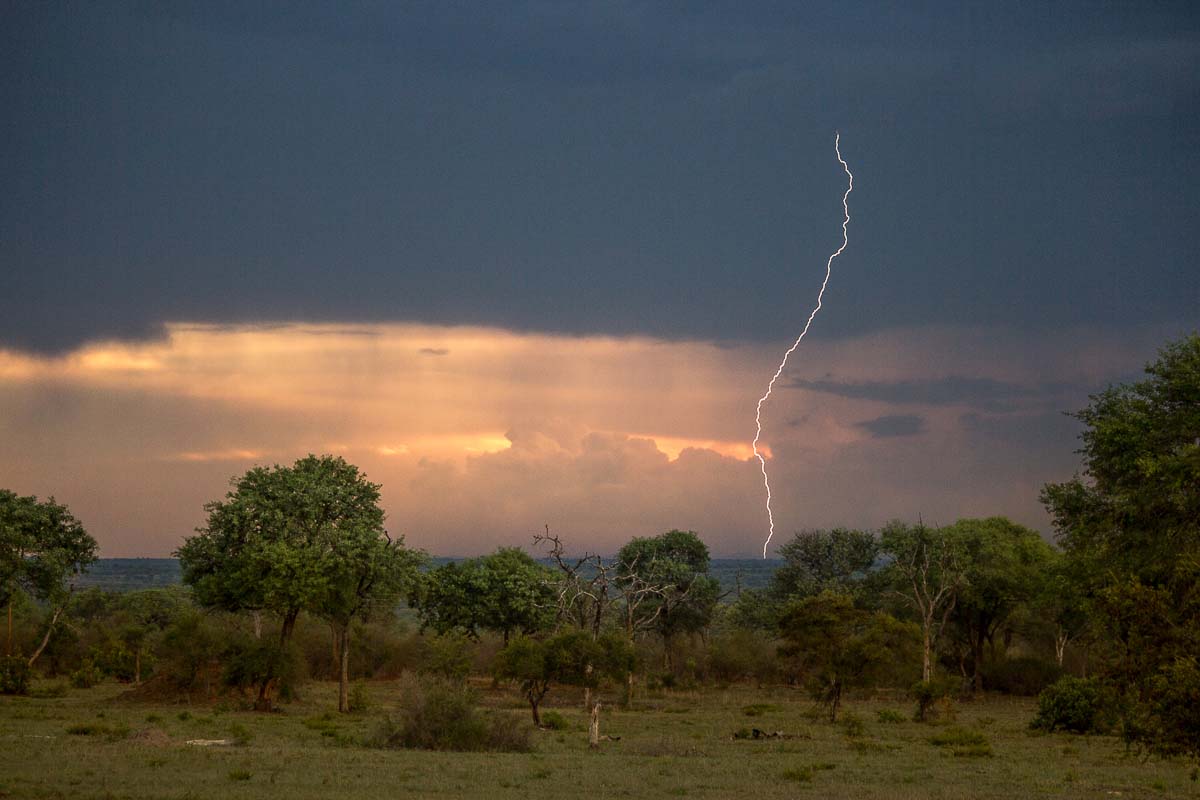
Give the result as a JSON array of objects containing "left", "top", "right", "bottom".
[{"left": 753, "top": 132, "right": 854, "bottom": 558}]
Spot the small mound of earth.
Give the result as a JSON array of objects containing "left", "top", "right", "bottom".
[{"left": 129, "top": 727, "right": 173, "bottom": 747}]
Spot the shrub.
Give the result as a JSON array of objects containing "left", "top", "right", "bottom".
[
  {"left": 877, "top": 709, "right": 906, "bottom": 724},
  {"left": 539, "top": 710, "right": 569, "bottom": 731},
  {"left": 69, "top": 659, "right": 103, "bottom": 689},
  {"left": 221, "top": 637, "right": 300, "bottom": 699},
  {"left": 0, "top": 656, "right": 31, "bottom": 695},
  {"left": 911, "top": 678, "right": 952, "bottom": 722},
  {"left": 369, "top": 676, "right": 532, "bottom": 752},
  {"left": 1031, "top": 677, "right": 1102, "bottom": 733},
  {"left": 983, "top": 656, "right": 1062, "bottom": 696},
  {"left": 420, "top": 632, "right": 473, "bottom": 682},
  {"left": 348, "top": 680, "right": 370, "bottom": 713},
  {"left": 707, "top": 630, "right": 778, "bottom": 684}
]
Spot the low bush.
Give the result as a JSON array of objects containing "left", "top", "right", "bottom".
[
  {"left": 539, "top": 710, "right": 569, "bottom": 730},
  {"left": 983, "top": 656, "right": 1062, "bottom": 696},
  {"left": 1031, "top": 676, "right": 1103, "bottom": 734},
  {"left": 347, "top": 680, "right": 371, "bottom": 712},
  {"left": 368, "top": 676, "right": 532, "bottom": 752},
  {"left": 877, "top": 708, "right": 906, "bottom": 724},
  {"left": 69, "top": 659, "right": 103, "bottom": 689},
  {"left": 0, "top": 656, "right": 31, "bottom": 695},
  {"left": 911, "top": 678, "right": 952, "bottom": 722}
]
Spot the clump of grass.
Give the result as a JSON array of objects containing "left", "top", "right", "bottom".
[
  {"left": 876, "top": 709, "right": 906, "bottom": 724},
  {"left": 731, "top": 727, "right": 753, "bottom": 740},
  {"left": 227, "top": 722, "right": 253, "bottom": 746},
  {"left": 782, "top": 767, "right": 813, "bottom": 783},
  {"left": 841, "top": 713, "right": 866, "bottom": 738},
  {"left": 929, "top": 727, "right": 992, "bottom": 757},
  {"left": 145, "top": 714, "right": 163, "bottom": 724},
  {"left": 539, "top": 710, "right": 569, "bottom": 730},
  {"left": 742, "top": 703, "right": 779, "bottom": 717},
  {"left": 228, "top": 769, "right": 252, "bottom": 782},
  {"left": 176, "top": 711, "right": 191, "bottom": 722}
]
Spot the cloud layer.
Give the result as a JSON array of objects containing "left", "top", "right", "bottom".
[{"left": 1, "top": 321, "right": 1182, "bottom": 556}]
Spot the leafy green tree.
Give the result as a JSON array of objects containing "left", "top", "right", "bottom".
[
  {"left": 880, "top": 520, "right": 966, "bottom": 682},
  {"left": 1041, "top": 333, "right": 1200, "bottom": 761},
  {"left": 494, "top": 630, "right": 632, "bottom": 728},
  {"left": 177, "top": 454, "right": 396, "bottom": 710},
  {"left": 616, "top": 530, "right": 720, "bottom": 671},
  {"left": 413, "top": 548, "right": 555, "bottom": 644},
  {"left": 0, "top": 490, "right": 98, "bottom": 666},
  {"left": 312, "top": 529, "right": 423, "bottom": 712},
  {"left": 774, "top": 527, "right": 880, "bottom": 600},
  {"left": 943, "top": 517, "right": 1056, "bottom": 693},
  {"left": 778, "top": 591, "right": 918, "bottom": 722}
]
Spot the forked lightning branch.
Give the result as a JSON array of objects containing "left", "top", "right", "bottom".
[{"left": 752, "top": 133, "right": 854, "bottom": 558}]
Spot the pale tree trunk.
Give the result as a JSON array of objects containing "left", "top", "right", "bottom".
[
  {"left": 921, "top": 623, "right": 933, "bottom": 682},
  {"left": 588, "top": 701, "right": 601, "bottom": 749},
  {"left": 583, "top": 664, "right": 593, "bottom": 710},
  {"left": 252, "top": 611, "right": 262, "bottom": 640},
  {"left": 1054, "top": 627, "right": 1069, "bottom": 667},
  {"left": 337, "top": 623, "right": 351, "bottom": 713},
  {"left": 625, "top": 670, "right": 635, "bottom": 707},
  {"left": 26, "top": 606, "right": 64, "bottom": 668}
]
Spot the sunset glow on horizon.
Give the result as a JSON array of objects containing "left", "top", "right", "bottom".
[{"left": 1, "top": 319, "right": 1176, "bottom": 558}]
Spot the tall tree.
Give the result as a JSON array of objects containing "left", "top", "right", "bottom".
[
  {"left": 779, "top": 591, "right": 918, "bottom": 722},
  {"left": 616, "top": 529, "right": 720, "bottom": 672},
  {"left": 944, "top": 517, "right": 1056, "bottom": 693},
  {"left": 1041, "top": 333, "right": 1200, "bottom": 760},
  {"left": 312, "top": 529, "right": 423, "bottom": 712},
  {"left": 178, "top": 454, "right": 392, "bottom": 710},
  {"left": 414, "top": 547, "right": 555, "bottom": 644},
  {"left": 880, "top": 520, "right": 965, "bottom": 682},
  {"left": 0, "top": 491, "right": 98, "bottom": 665}
]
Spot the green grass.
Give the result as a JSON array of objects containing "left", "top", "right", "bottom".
[{"left": 0, "top": 679, "right": 1195, "bottom": 799}]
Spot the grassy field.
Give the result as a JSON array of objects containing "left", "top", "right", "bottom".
[{"left": 1, "top": 679, "right": 1194, "bottom": 799}]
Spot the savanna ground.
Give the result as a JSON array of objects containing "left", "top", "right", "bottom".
[{"left": 1, "top": 679, "right": 1193, "bottom": 800}]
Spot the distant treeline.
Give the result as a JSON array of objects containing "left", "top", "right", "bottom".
[{"left": 79, "top": 557, "right": 782, "bottom": 596}]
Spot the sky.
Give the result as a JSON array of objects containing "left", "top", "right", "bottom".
[{"left": 1, "top": 2, "right": 1197, "bottom": 557}]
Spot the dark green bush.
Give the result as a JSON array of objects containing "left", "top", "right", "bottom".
[
  {"left": 69, "top": 658, "right": 102, "bottom": 689},
  {"left": 0, "top": 655, "right": 31, "bottom": 695},
  {"left": 369, "top": 676, "right": 532, "bottom": 752},
  {"left": 1031, "top": 676, "right": 1102, "bottom": 733},
  {"left": 911, "top": 678, "right": 952, "bottom": 722},
  {"left": 983, "top": 656, "right": 1062, "bottom": 696},
  {"left": 539, "top": 710, "right": 569, "bottom": 730}
]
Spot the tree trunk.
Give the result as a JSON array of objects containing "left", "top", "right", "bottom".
[
  {"left": 255, "top": 608, "right": 301, "bottom": 712},
  {"left": 528, "top": 694, "right": 542, "bottom": 727},
  {"left": 252, "top": 610, "right": 262, "bottom": 640},
  {"left": 6, "top": 601, "right": 12, "bottom": 656},
  {"left": 1054, "top": 627, "right": 1068, "bottom": 667},
  {"left": 135, "top": 648, "right": 142, "bottom": 686},
  {"left": 337, "top": 623, "right": 351, "bottom": 713},
  {"left": 588, "top": 701, "right": 601, "bottom": 749},
  {"left": 625, "top": 670, "right": 635, "bottom": 707},
  {"left": 921, "top": 623, "right": 933, "bottom": 682},
  {"left": 26, "top": 606, "right": 64, "bottom": 668},
  {"left": 583, "top": 664, "right": 593, "bottom": 710},
  {"left": 972, "top": 627, "right": 986, "bottom": 694}
]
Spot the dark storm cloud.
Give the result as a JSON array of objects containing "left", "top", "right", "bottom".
[
  {"left": 2, "top": 2, "right": 1197, "bottom": 353},
  {"left": 855, "top": 414, "right": 925, "bottom": 438},
  {"left": 790, "top": 376, "right": 1036, "bottom": 412}
]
